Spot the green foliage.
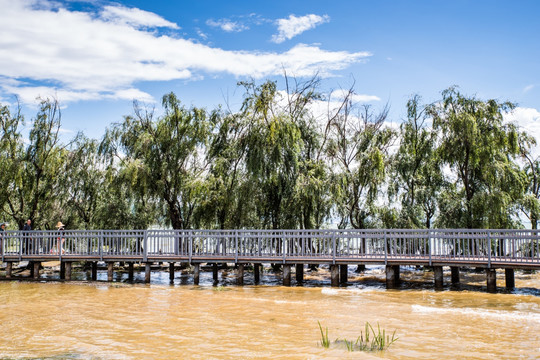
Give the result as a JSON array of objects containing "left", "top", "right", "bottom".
[
  {"left": 0, "top": 99, "right": 71, "bottom": 229},
  {"left": 428, "top": 87, "right": 524, "bottom": 229},
  {"left": 236, "top": 78, "right": 332, "bottom": 230},
  {"left": 390, "top": 95, "right": 443, "bottom": 228},
  {"left": 518, "top": 133, "right": 540, "bottom": 229},
  {"left": 100, "top": 93, "right": 210, "bottom": 229},
  {"left": 327, "top": 98, "right": 396, "bottom": 229},
  {"left": 0, "top": 81, "right": 536, "bottom": 231}
]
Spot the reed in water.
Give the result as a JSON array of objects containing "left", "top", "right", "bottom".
[{"left": 318, "top": 321, "right": 398, "bottom": 352}]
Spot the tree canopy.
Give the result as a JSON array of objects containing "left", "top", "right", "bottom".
[{"left": 0, "top": 82, "right": 535, "bottom": 230}]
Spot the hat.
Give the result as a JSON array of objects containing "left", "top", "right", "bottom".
[
  {"left": 0, "top": 222, "right": 6, "bottom": 226},
  {"left": 56, "top": 221, "right": 65, "bottom": 228}
]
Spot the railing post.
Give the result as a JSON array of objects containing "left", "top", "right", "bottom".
[
  {"left": 384, "top": 230, "right": 388, "bottom": 265},
  {"left": 536, "top": 230, "right": 539, "bottom": 261},
  {"left": 332, "top": 231, "right": 336, "bottom": 265},
  {"left": 282, "top": 231, "right": 286, "bottom": 264},
  {"left": 188, "top": 230, "right": 192, "bottom": 263},
  {"left": 19, "top": 231, "right": 23, "bottom": 262},
  {"left": 512, "top": 233, "right": 516, "bottom": 258},
  {"left": 235, "top": 230, "right": 239, "bottom": 264},
  {"left": 99, "top": 231, "right": 104, "bottom": 261},
  {"left": 487, "top": 231, "right": 491, "bottom": 268},
  {"left": 58, "top": 231, "right": 63, "bottom": 262},
  {"left": 428, "top": 230, "right": 432, "bottom": 266},
  {"left": 174, "top": 230, "right": 179, "bottom": 256},
  {"left": 143, "top": 230, "right": 148, "bottom": 263}
]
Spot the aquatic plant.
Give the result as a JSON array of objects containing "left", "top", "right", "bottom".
[
  {"left": 317, "top": 321, "right": 330, "bottom": 348},
  {"left": 318, "top": 321, "right": 398, "bottom": 352}
]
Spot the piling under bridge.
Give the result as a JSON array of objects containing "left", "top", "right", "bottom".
[{"left": 1, "top": 229, "right": 539, "bottom": 292}]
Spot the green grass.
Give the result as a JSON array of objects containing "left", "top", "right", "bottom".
[
  {"left": 317, "top": 321, "right": 330, "bottom": 348},
  {"left": 318, "top": 321, "right": 398, "bottom": 352}
]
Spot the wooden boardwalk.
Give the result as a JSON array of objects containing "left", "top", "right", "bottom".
[{"left": 1, "top": 229, "right": 539, "bottom": 291}]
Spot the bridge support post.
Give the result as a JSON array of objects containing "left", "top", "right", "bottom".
[
  {"left": 193, "top": 263, "right": 199, "bottom": 285},
  {"left": 283, "top": 264, "right": 291, "bottom": 286},
  {"left": 330, "top": 264, "right": 339, "bottom": 287},
  {"left": 213, "top": 263, "right": 219, "bottom": 282},
  {"left": 434, "top": 266, "right": 443, "bottom": 289},
  {"left": 60, "top": 262, "right": 66, "bottom": 280},
  {"left": 451, "top": 267, "right": 460, "bottom": 284},
  {"left": 340, "top": 264, "right": 348, "bottom": 285},
  {"left": 145, "top": 263, "right": 151, "bottom": 284},
  {"left": 91, "top": 262, "right": 97, "bottom": 281},
  {"left": 393, "top": 265, "right": 400, "bottom": 285},
  {"left": 128, "top": 262, "right": 134, "bottom": 282},
  {"left": 237, "top": 264, "right": 245, "bottom": 285},
  {"left": 107, "top": 262, "right": 114, "bottom": 282},
  {"left": 356, "top": 264, "right": 366, "bottom": 273},
  {"left": 254, "top": 263, "right": 260, "bottom": 283},
  {"left": 385, "top": 265, "right": 396, "bottom": 289},
  {"left": 65, "top": 262, "right": 72, "bottom": 281},
  {"left": 505, "top": 268, "right": 515, "bottom": 289},
  {"left": 169, "top": 262, "right": 175, "bottom": 282},
  {"left": 6, "top": 262, "right": 12, "bottom": 278},
  {"left": 33, "top": 261, "right": 40, "bottom": 280},
  {"left": 486, "top": 268, "right": 497, "bottom": 293},
  {"left": 296, "top": 264, "right": 303, "bottom": 284}
]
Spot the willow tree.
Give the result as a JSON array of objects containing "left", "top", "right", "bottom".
[
  {"left": 390, "top": 95, "right": 443, "bottom": 228},
  {"left": 240, "top": 81, "right": 303, "bottom": 229},
  {"left": 236, "top": 78, "right": 333, "bottom": 230},
  {"left": 101, "top": 93, "right": 210, "bottom": 229},
  {"left": 428, "top": 87, "right": 524, "bottom": 228},
  {"left": 327, "top": 94, "right": 395, "bottom": 229},
  {"left": 0, "top": 103, "right": 23, "bottom": 226},
  {"left": 61, "top": 135, "right": 154, "bottom": 230},
  {"left": 286, "top": 76, "right": 333, "bottom": 229},
  {"left": 195, "top": 110, "right": 255, "bottom": 229},
  {"left": 0, "top": 99, "right": 70, "bottom": 229},
  {"left": 518, "top": 133, "right": 540, "bottom": 229},
  {"left": 60, "top": 136, "right": 102, "bottom": 228}
]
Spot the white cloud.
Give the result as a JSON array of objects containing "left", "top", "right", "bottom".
[
  {"left": 101, "top": 5, "right": 179, "bottom": 29},
  {"left": 1, "top": 84, "right": 154, "bottom": 104},
  {"left": 58, "top": 127, "right": 75, "bottom": 134},
  {"left": 272, "top": 14, "right": 330, "bottom": 43},
  {"left": 273, "top": 88, "right": 383, "bottom": 131},
  {"left": 196, "top": 28, "right": 208, "bottom": 40},
  {"left": 206, "top": 19, "right": 249, "bottom": 32},
  {"left": 523, "top": 84, "right": 535, "bottom": 93},
  {"left": 504, "top": 107, "right": 540, "bottom": 156},
  {"left": 329, "top": 89, "right": 381, "bottom": 103},
  {"left": 0, "top": 1, "right": 368, "bottom": 105}
]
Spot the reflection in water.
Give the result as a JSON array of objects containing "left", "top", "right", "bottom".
[{"left": 0, "top": 265, "right": 539, "bottom": 359}]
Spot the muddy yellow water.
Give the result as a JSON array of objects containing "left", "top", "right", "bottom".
[{"left": 1, "top": 269, "right": 539, "bottom": 359}]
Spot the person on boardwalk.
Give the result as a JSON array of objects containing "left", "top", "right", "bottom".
[
  {"left": 22, "top": 219, "right": 32, "bottom": 254},
  {"left": 53, "top": 221, "right": 65, "bottom": 254}
]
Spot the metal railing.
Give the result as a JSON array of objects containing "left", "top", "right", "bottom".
[{"left": 1, "top": 229, "right": 539, "bottom": 267}]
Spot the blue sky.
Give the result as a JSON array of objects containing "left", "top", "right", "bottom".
[{"left": 1, "top": 0, "right": 539, "bottom": 141}]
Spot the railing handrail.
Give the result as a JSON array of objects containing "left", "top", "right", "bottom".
[{"left": 1, "top": 229, "right": 538, "bottom": 266}]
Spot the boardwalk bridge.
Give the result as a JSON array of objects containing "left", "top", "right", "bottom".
[{"left": 1, "top": 229, "right": 539, "bottom": 292}]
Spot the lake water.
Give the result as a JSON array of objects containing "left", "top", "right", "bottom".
[{"left": 0, "top": 265, "right": 539, "bottom": 359}]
